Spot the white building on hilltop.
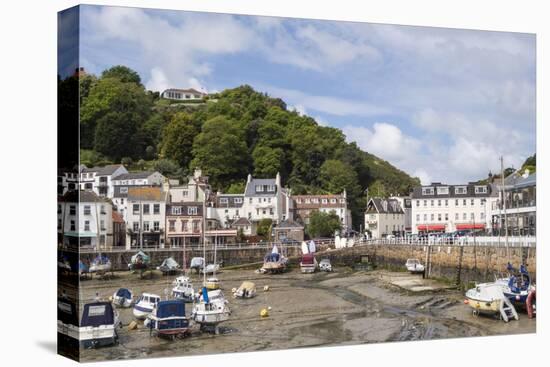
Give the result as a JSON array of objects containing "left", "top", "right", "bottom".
[{"left": 161, "top": 88, "right": 207, "bottom": 101}]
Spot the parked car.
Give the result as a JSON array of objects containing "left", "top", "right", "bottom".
[{"left": 319, "top": 258, "right": 332, "bottom": 272}]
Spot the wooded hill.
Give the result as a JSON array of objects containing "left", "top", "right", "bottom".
[{"left": 60, "top": 65, "right": 420, "bottom": 229}]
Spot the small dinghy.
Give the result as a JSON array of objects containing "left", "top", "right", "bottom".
[
  {"left": 205, "top": 277, "right": 220, "bottom": 290},
  {"left": 128, "top": 250, "right": 150, "bottom": 271},
  {"left": 112, "top": 288, "right": 133, "bottom": 308},
  {"left": 262, "top": 251, "right": 287, "bottom": 274},
  {"left": 201, "top": 263, "right": 220, "bottom": 275},
  {"left": 80, "top": 301, "right": 120, "bottom": 348},
  {"left": 234, "top": 281, "right": 256, "bottom": 298},
  {"left": 157, "top": 257, "right": 180, "bottom": 275},
  {"left": 145, "top": 299, "right": 190, "bottom": 339},
  {"left": 89, "top": 255, "right": 112, "bottom": 274},
  {"left": 172, "top": 276, "right": 195, "bottom": 302},
  {"left": 133, "top": 293, "right": 161, "bottom": 319},
  {"left": 405, "top": 259, "right": 425, "bottom": 274}
]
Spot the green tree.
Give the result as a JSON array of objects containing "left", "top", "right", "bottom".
[
  {"left": 257, "top": 218, "right": 273, "bottom": 239},
  {"left": 306, "top": 211, "right": 342, "bottom": 238},
  {"left": 226, "top": 181, "right": 246, "bottom": 194},
  {"left": 81, "top": 77, "right": 151, "bottom": 150},
  {"left": 153, "top": 158, "right": 181, "bottom": 176},
  {"left": 252, "top": 146, "right": 285, "bottom": 177},
  {"left": 101, "top": 65, "right": 142, "bottom": 85},
  {"left": 190, "top": 116, "right": 249, "bottom": 190},
  {"left": 159, "top": 112, "right": 200, "bottom": 168},
  {"left": 94, "top": 111, "right": 143, "bottom": 161},
  {"left": 319, "top": 159, "right": 361, "bottom": 199}
]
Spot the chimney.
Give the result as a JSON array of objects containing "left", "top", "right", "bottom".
[
  {"left": 194, "top": 168, "right": 202, "bottom": 179},
  {"left": 247, "top": 174, "right": 252, "bottom": 184},
  {"left": 276, "top": 172, "right": 281, "bottom": 187}
]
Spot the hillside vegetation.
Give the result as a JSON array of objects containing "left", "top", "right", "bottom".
[{"left": 60, "top": 65, "right": 420, "bottom": 229}]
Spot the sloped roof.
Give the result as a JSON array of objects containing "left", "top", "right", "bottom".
[
  {"left": 127, "top": 187, "right": 165, "bottom": 201},
  {"left": 232, "top": 217, "right": 252, "bottom": 226},
  {"left": 367, "top": 198, "right": 404, "bottom": 214},
  {"left": 113, "top": 171, "right": 157, "bottom": 180},
  {"left": 276, "top": 220, "right": 304, "bottom": 229},
  {"left": 245, "top": 178, "right": 277, "bottom": 197},
  {"left": 59, "top": 190, "right": 108, "bottom": 203},
  {"left": 163, "top": 88, "right": 206, "bottom": 95},
  {"left": 81, "top": 164, "right": 125, "bottom": 176}
]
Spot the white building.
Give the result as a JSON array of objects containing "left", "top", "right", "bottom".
[
  {"left": 365, "top": 198, "right": 405, "bottom": 238},
  {"left": 58, "top": 191, "right": 114, "bottom": 249},
  {"left": 78, "top": 164, "right": 128, "bottom": 197},
  {"left": 410, "top": 182, "right": 493, "bottom": 234},
  {"left": 125, "top": 187, "right": 167, "bottom": 249},
  {"left": 161, "top": 88, "right": 207, "bottom": 101},
  {"left": 241, "top": 172, "right": 291, "bottom": 225},
  {"left": 390, "top": 196, "right": 412, "bottom": 233},
  {"left": 111, "top": 171, "right": 165, "bottom": 188}
]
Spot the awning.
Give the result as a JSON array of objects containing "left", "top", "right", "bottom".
[
  {"left": 455, "top": 223, "right": 486, "bottom": 230},
  {"left": 417, "top": 224, "right": 446, "bottom": 231}
]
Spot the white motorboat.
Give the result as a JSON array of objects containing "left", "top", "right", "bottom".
[
  {"left": 57, "top": 297, "right": 79, "bottom": 340},
  {"left": 89, "top": 255, "right": 112, "bottom": 274},
  {"left": 172, "top": 276, "right": 196, "bottom": 302},
  {"left": 405, "top": 259, "right": 425, "bottom": 274},
  {"left": 79, "top": 301, "right": 120, "bottom": 348},
  {"left": 464, "top": 282, "right": 519, "bottom": 322},
  {"left": 133, "top": 293, "right": 161, "bottom": 319},
  {"left": 112, "top": 288, "right": 133, "bottom": 308}
]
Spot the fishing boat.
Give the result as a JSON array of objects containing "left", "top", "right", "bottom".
[
  {"left": 128, "top": 250, "right": 150, "bottom": 271},
  {"left": 464, "top": 282, "right": 518, "bottom": 322},
  {"left": 205, "top": 277, "right": 220, "bottom": 290},
  {"left": 133, "top": 293, "right": 161, "bottom": 319},
  {"left": 89, "top": 255, "right": 112, "bottom": 274},
  {"left": 190, "top": 257, "right": 205, "bottom": 273},
  {"left": 80, "top": 301, "right": 120, "bottom": 348},
  {"left": 172, "top": 276, "right": 196, "bottom": 302},
  {"left": 145, "top": 299, "right": 190, "bottom": 339},
  {"left": 405, "top": 259, "right": 425, "bottom": 274},
  {"left": 234, "top": 281, "right": 256, "bottom": 298},
  {"left": 57, "top": 297, "right": 79, "bottom": 340},
  {"left": 157, "top": 257, "right": 180, "bottom": 274},
  {"left": 112, "top": 288, "right": 133, "bottom": 308},
  {"left": 192, "top": 287, "right": 231, "bottom": 334}
]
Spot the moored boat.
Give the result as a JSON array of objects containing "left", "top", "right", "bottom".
[
  {"left": 146, "top": 299, "right": 190, "bottom": 338},
  {"left": 133, "top": 293, "right": 161, "bottom": 319},
  {"left": 172, "top": 276, "right": 196, "bottom": 302},
  {"left": 192, "top": 287, "right": 231, "bottom": 334},
  {"left": 464, "top": 282, "right": 518, "bottom": 322},
  {"left": 234, "top": 281, "right": 256, "bottom": 298},
  {"left": 89, "top": 255, "right": 112, "bottom": 274},
  {"left": 80, "top": 301, "right": 120, "bottom": 348},
  {"left": 128, "top": 250, "right": 150, "bottom": 271},
  {"left": 205, "top": 277, "right": 220, "bottom": 290},
  {"left": 112, "top": 288, "right": 133, "bottom": 308},
  {"left": 157, "top": 257, "right": 180, "bottom": 274},
  {"left": 300, "top": 253, "right": 317, "bottom": 273}
]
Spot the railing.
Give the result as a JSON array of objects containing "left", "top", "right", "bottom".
[{"left": 355, "top": 236, "right": 536, "bottom": 248}]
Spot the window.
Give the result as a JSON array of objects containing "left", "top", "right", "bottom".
[
  {"left": 330, "top": 198, "right": 337, "bottom": 204},
  {"left": 422, "top": 187, "right": 435, "bottom": 195},
  {"left": 445, "top": 200, "right": 448, "bottom": 207},
  {"left": 133, "top": 222, "right": 139, "bottom": 231},
  {"left": 437, "top": 186, "right": 449, "bottom": 195},
  {"left": 255, "top": 185, "right": 264, "bottom": 192},
  {"left": 430, "top": 200, "right": 434, "bottom": 207},
  {"left": 475, "top": 186, "right": 488, "bottom": 194},
  {"left": 481, "top": 198, "right": 487, "bottom": 205},
  {"left": 296, "top": 198, "right": 302, "bottom": 204},
  {"left": 416, "top": 214, "right": 420, "bottom": 222},
  {"left": 313, "top": 198, "right": 319, "bottom": 204},
  {"left": 481, "top": 212, "right": 485, "bottom": 220},
  {"left": 438, "top": 213, "right": 442, "bottom": 221},
  {"left": 455, "top": 213, "right": 459, "bottom": 220},
  {"left": 133, "top": 204, "right": 140, "bottom": 214},
  {"left": 153, "top": 204, "right": 160, "bottom": 214},
  {"left": 188, "top": 206, "right": 198, "bottom": 215},
  {"left": 340, "top": 199, "right": 346, "bottom": 204},
  {"left": 169, "top": 220, "right": 176, "bottom": 232},
  {"left": 100, "top": 220, "right": 105, "bottom": 231},
  {"left": 220, "top": 198, "right": 228, "bottom": 204},
  {"left": 445, "top": 213, "right": 449, "bottom": 221},
  {"left": 235, "top": 197, "right": 243, "bottom": 204},
  {"left": 470, "top": 213, "right": 475, "bottom": 221},
  {"left": 437, "top": 200, "right": 441, "bottom": 207},
  {"left": 143, "top": 221, "right": 150, "bottom": 231},
  {"left": 249, "top": 198, "right": 253, "bottom": 204},
  {"left": 463, "top": 199, "right": 467, "bottom": 206},
  {"left": 270, "top": 208, "right": 274, "bottom": 215},
  {"left": 455, "top": 186, "right": 467, "bottom": 195},
  {"left": 424, "top": 214, "right": 428, "bottom": 221},
  {"left": 57, "top": 218, "right": 62, "bottom": 229},
  {"left": 120, "top": 187, "right": 128, "bottom": 194},
  {"left": 182, "top": 220, "right": 188, "bottom": 231},
  {"left": 143, "top": 204, "right": 150, "bottom": 214},
  {"left": 321, "top": 198, "right": 328, "bottom": 204},
  {"left": 171, "top": 206, "right": 182, "bottom": 215},
  {"left": 153, "top": 221, "right": 159, "bottom": 231},
  {"left": 69, "top": 205, "right": 76, "bottom": 215},
  {"left": 258, "top": 198, "right": 262, "bottom": 203},
  {"left": 423, "top": 200, "right": 427, "bottom": 207},
  {"left": 262, "top": 209, "right": 266, "bottom": 215},
  {"left": 463, "top": 213, "right": 467, "bottom": 220},
  {"left": 416, "top": 200, "right": 420, "bottom": 207},
  {"left": 455, "top": 199, "right": 459, "bottom": 206},
  {"left": 192, "top": 221, "right": 199, "bottom": 232},
  {"left": 84, "top": 220, "right": 90, "bottom": 231},
  {"left": 100, "top": 205, "right": 106, "bottom": 214},
  {"left": 430, "top": 214, "right": 434, "bottom": 221},
  {"left": 70, "top": 220, "right": 75, "bottom": 231},
  {"left": 121, "top": 198, "right": 124, "bottom": 205},
  {"left": 305, "top": 198, "right": 311, "bottom": 204},
  {"left": 83, "top": 205, "right": 91, "bottom": 215},
  {"left": 268, "top": 185, "right": 276, "bottom": 192}
]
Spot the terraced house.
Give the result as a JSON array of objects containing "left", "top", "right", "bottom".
[
  {"left": 291, "top": 191, "right": 351, "bottom": 232},
  {"left": 125, "top": 187, "right": 166, "bottom": 249}
]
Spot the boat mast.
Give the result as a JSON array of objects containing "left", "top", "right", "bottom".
[
  {"left": 202, "top": 188, "right": 208, "bottom": 285},
  {"left": 500, "top": 156, "right": 509, "bottom": 259}
]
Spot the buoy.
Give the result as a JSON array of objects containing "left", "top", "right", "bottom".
[
  {"left": 128, "top": 321, "right": 138, "bottom": 330},
  {"left": 231, "top": 287, "right": 237, "bottom": 293},
  {"left": 463, "top": 299, "right": 469, "bottom": 304},
  {"left": 260, "top": 308, "right": 269, "bottom": 317},
  {"left": 263, "top": 285, "right": 270, "bottom": 292}
]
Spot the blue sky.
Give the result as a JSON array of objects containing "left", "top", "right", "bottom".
[{"left": 76, "top": 5, "right": 536, "bottom": 185}]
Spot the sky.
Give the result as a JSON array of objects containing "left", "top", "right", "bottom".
[{"left": 73, "top": 5, "right": 535, "bottom": 185}]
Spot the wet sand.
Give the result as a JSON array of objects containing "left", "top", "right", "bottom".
[{"left": 78, "top": 268, "right": 535, "bottom": 362}]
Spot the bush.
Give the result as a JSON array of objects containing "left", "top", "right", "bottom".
[{"left": 121, "top": 157, "right": 133, "bottom": 166}]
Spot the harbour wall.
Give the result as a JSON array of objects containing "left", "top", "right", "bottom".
[{"left": 80, "top": 243, "right": 536, "bottom": 287}]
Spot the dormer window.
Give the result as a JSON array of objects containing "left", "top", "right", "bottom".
[
  {"left": 255, "top": 185, "right": 264, "bottom": 192},
  {"left": 322, "top": 199, "right": 328, "bottom": 204},
  {"left": 330, "top": 198, "right": 337, "bottom": 204},
  {"left": 120, "top": 187, "right": 128, "bottom": 194},
  {"left": 455, "top": 186, "right": 467, "bottom": 195},
  {"left": 312, "top": 198, "right": 319, "bottom": 204},
  {"left": 422, "top": 187, "right": 434, "bottom": 195},
  {"left": 220, "top": 198, "right": 228, "bottom": 204},
  {"left": 475, "top": 186, "right": 487, "bottom": 194},
  {"left": 234, "top": 197, "right": 243, "bottom": 204},
  {"left": 436, "top": 186, "right": 449, "bottom": 195}
]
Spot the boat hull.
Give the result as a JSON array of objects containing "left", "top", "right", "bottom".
[
  {"left": 133, "top": 305, "right": 154, "bottom": 319},
  {"left": 113, "top": 296, "right": 132, "bottom": 308},
  {"left": 79, "top": 325, "right": 118, "bottom": 348},
  {"left": 465, "top": 297, "right": 501, "bottom": 314}
]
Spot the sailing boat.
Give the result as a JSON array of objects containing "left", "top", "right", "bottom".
[{"left": 192, "top": 189, "right": 230, "bottom": 333}]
